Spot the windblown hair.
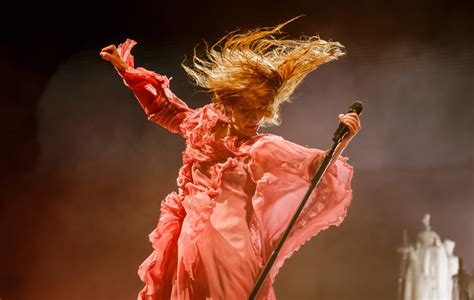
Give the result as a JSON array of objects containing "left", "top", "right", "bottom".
[{"left": 182, "top": 16, "right": 344, "bottom": 126}]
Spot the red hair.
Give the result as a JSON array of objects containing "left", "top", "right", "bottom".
[{"left": 182, "top": 16, "right": 344, "bottom": 126}]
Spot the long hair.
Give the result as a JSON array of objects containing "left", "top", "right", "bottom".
[{"left": 182, "top": 16, "right": 344, "bottom": 126}]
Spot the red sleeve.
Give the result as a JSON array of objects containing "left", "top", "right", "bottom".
[{"left": 116, "top": 39, "right": 193, "bottom": 135}]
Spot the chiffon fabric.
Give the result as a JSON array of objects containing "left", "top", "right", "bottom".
[{"left": 116, "top": 39, "right": 354, "bottom": 300}]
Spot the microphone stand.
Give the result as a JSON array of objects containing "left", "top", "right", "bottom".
[{"left": 248, "top": 101, "right": 362, "bottom": 300}]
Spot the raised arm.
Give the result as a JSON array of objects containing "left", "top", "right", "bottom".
[
  {"left": 327, "top": 112, "right": 361, "bottom": 168},
  {"left": 100, "top": 39, "right": 192, "bottom": 135}
]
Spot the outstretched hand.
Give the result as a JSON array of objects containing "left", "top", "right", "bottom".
[
  {"left": 100, "top": 44, "right": 129, "bottom": 72},
  {"left": 338, "top": 112, "right": 361, "bottom": 143}
]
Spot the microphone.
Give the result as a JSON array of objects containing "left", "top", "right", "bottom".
[{"left": 332, "top": 101, "right": 363, "bottom": 143}]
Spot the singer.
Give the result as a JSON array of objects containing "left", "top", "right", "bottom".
[{"left": 100, "top": 17, "right": 361, "bottom": 300}]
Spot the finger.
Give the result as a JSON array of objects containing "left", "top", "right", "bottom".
[
  {"left": 351, "top": 115, "right": 361, "bottom": 129},
  {"left": 341, "top": 115, "right": 356, "bottom": 123},
  {"left": 342, "top": 119, "right": 356, "bottom": 132},
  {"left": 101, "top": 45, "right": 117, "bottom": 53},
  {"left": 341, "top": 118, "right": 359, "bottom": 134},
  {"left": 101, "top": 45, "right": 115, "bottom": 52},
  {"left": 343, "top": 113, "right": 359, "bottom": 120},
  {"left": 348, "top": 122, "right": 358, "bottom": 134},
  {"left": 343, "top": 115, "right": 361, "bottom": 128},
  {"left": 341, "top": 114, "right": 361, "bottom": 128},
  {"left": 341, "top": 113, "right": 359, "bottom": 124},
  {"left": 100, "top": 52, "right": 113, "bottom": 61},
  {"left": 352, "top": 114, "right": 361, "bottom": 125},
  {"left": 344, "top": 122, "right": 356, "bottom": 135}
]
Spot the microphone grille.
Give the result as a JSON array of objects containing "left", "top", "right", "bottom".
[{"left": 349, "top": 101, "right": 363, "bottom": 114}]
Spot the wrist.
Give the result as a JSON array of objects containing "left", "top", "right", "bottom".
[
  {"left": 118, "top": 63, "right": 129, "bottom": 72},
  {"left": 340, "top": 134, "right": 353, "bottom": 144}
]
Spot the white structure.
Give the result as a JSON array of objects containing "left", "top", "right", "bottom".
[{"left": 398, "top": 214, "right": 460, "bottom": 300}]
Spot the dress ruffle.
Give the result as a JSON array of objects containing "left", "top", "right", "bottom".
[
  {"left": 178, "top": 105, "right": 265, "bottom": 280},
  {"left": 117, "top": 38, "right": 137, "bottom": 69},
  {"left": 138, "top": 192, "right": 185, "bottom": 300}
]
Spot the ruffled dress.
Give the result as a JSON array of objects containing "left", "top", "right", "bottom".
[{"left": 116, "top": 39, "right": 354, "bottom": 300}]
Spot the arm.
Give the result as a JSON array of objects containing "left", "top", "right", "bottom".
[{"left": 100, "top": 40, "right": 192, "bottom": 135}]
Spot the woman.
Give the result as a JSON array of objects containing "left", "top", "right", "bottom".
[{"left": 100, "top": 18, "right": 361, "bottom": 300}]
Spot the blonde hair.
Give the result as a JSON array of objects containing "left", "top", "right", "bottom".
[{"left": 182, "top": 16, "right": 344, "bottom": 126}]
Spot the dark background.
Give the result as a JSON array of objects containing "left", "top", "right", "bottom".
[{"left": 1, "top": 0, "right": 473, "bottom": 299}]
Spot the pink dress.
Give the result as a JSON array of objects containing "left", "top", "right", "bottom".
[{"left": 116, "top": 39, "right": 354, "bottom": 300}]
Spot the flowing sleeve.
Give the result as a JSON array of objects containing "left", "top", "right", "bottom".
[
  {"left": 115, "top": 39, "right": 193, "bottom": 135},
  {"left": 137, "top": 192, "right": 186, "bottom": 300},
  {"left": 248, "top": 135, "right": 353, "bottom": 283}
]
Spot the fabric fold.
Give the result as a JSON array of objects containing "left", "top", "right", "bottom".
[{"left": 138, "top": 192, "right": 185, "bottom": 300}]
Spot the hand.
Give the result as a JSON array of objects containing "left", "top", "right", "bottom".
[
  {"left": 100, "top": 44, "right": 129, "bottom": 72},
  {"left": 338, "top": 112, "right": 361, "bottom": 143}
]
